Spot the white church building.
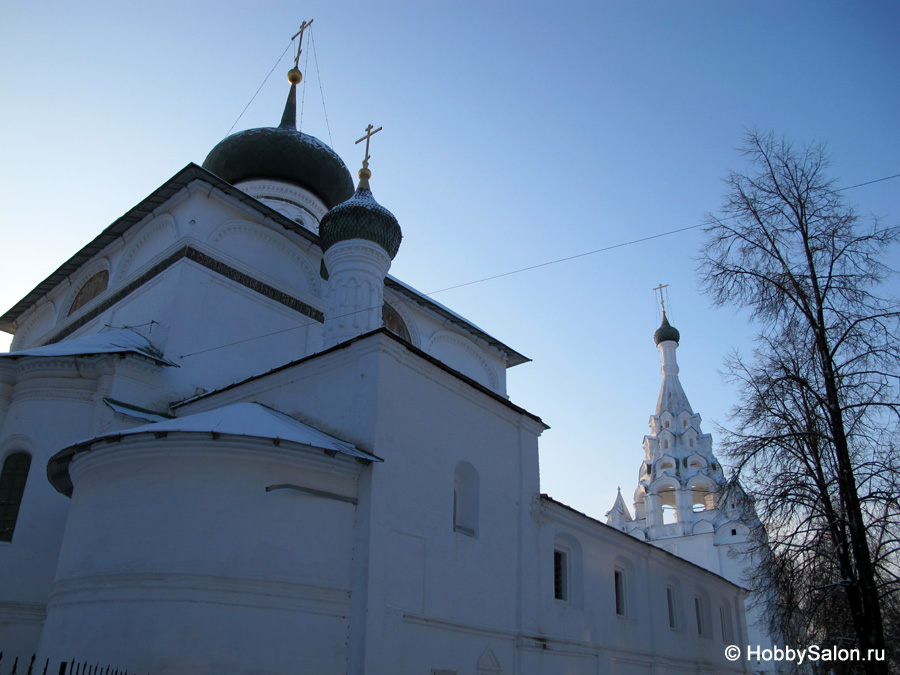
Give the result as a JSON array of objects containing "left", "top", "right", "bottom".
[{"left": 0, "top": 59, "right": 755, "bottom": 674}]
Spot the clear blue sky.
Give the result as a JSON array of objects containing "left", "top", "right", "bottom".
[{"left": 1, "top": 1, "right": 898, "bottom": 518}]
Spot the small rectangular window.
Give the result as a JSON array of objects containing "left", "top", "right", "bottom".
[
  {"left": 554, "top": 550, "right": 568, "bottom": 600},
  {"left": 667, "top": 586, "right": 676, "bottom": 628},
  {"left": 614, "top": 569, "right": 626, "bottom": 616}
]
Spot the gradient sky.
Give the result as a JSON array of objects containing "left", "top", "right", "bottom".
[{"left": 1, "top": 1, "right": 898, "bottom": 519}]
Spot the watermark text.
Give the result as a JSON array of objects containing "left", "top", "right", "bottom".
[{"left": 725, "top": 644, "right": 885, "bottom": 665}]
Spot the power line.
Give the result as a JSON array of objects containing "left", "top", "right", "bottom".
[
  {"left": 427, "top": 223, "right": 705, "bottom": 295},
  {"left": 180, "top": 170, "right": 900, "bottom": 359},
  {"left": 837, "top": 173, "right": 900, "bottom": 192}
]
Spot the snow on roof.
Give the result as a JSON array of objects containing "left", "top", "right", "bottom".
[
  {"left": 0, "top": 328, "right": 176, "bottom": 366},
  {"left": 48, "top": 402, "right": 380, "bottom": 497}
]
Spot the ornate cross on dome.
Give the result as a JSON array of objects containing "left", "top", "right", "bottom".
[
  {"left": 355, "top": 124, "right": 383, "bottom": 172},
  {"left": 292, "top": 19, "right": 314, "bottom": 67},
  {"left": 653, "top": 283, "right": 669, "bottom": 314}
]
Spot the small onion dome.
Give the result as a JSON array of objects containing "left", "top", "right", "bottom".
[
  {"left": 318, "top": 170, "right": 402, "bottom": 259},
  {"left": 202, "top": 81, "right": 354, "bottom": 209},
  {"left": 653, "top": 312, "right": 680, "bottom": 345}
]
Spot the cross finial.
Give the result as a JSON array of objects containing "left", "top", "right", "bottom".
[
  {"left": 292, "top": 19, "right": 314, "bottom": 68},
  {"left": 653, "top": 283, "right": 669, "bottom": 315},
  {"left": 355, "top": 124, "right": 383, "bottom": 173}
]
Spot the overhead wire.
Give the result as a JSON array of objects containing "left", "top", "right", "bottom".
[
  {"left": 179, "top": 170, "right": 900, "bottom": 359},
  {"left": 226, "top": 41, "right": 294, "bottom": 138}
]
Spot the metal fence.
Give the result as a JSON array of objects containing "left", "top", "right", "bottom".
[{"left": 0, "top": 653, "right": 146, "bottom": 675}]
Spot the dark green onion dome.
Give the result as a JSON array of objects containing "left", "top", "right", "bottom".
[
  {"left": 654, "top": 312, "right": 681, "bottom": 345},
  {"left": 319, "top": 171, "right": 402, "bottom": 259},
  {"left": 202, "top": 83, "right": 354, "bottom": 209}
]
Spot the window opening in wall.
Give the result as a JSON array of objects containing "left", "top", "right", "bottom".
[
  {"left": 683, "top": 419, "right": 688, "bottom": 427},
  {"left": 731, "top": 529, "right": 737, "bottom": 536},
  {"left": 667, "top": 586, "right": 676, "bottom": 628},
  {"left": 660, "top": 488, "right": 677, "bottom": 525},
  {"left": 0, "top": 453, "right": 32, "bottom": 543},
  {"left": 614, "top": 569, "right": 626, "bottom": 616},
  {"left": 382, "top": 302, "right": 411, "bottom": 342},
  {"left": 68, "top": 270, "right": 109, "bottom": 316},
  {"left": 691, "top": 485, "right": 715, "bottom": 513},
  {"left": 453, "top": 461, "right": 478, "bottom": 537},
  {"left": 665, "top": 420, "right": 670, "bottom": 427},
  {"left": 554, "top": 550, "right": 568, "bottom": 601},
  {"left": 720, "top": 605, "right": 732, "bottom": 643},
  {"left": 694, "top": 596, "right": 704, "bottom": 635}
]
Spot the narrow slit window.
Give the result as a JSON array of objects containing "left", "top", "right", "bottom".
[
  {"left": 554, "top": 550, "right": 568, "bottom": 601},
  {"left": 695, "top": 596, "right": 704, "bottom": 635},
  {"left": 667, "top": 586, "right": 676, "bottom": 628},
  {"left": 614, "top": 569, "right": 626, "bottom": 616}
]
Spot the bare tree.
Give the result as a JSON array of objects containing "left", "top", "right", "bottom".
[{"left": 698, "top": 130, "right": 900, "bottom": 674}]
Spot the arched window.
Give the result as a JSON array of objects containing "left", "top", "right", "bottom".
[
  {"left": 658, "top": 486, "right": 677, "bottom": 524},
  {"left": 453, "top": 461, "right": 479, "bottom": 537},
  {"left": 382, "top": 302, "right": 411, "bottom": 342},
  {"left": 0, "top": 453, "right": 32, "bottom": 542},
  {"left": 690, "top": 478, "right": 716, "bottom": 513},
  {"left": 68, "top": 270, "right": 109, "bottom": 316}
]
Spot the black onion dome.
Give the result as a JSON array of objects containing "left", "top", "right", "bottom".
[
  {"left": 319, "top": 179, "right": 402, "bottom": 259},
  {"left": 653, "top": 313, "right": 681, "bottom": 345},
  {"left": 202, "top": 85, "right": 354, "bottom": 209}
]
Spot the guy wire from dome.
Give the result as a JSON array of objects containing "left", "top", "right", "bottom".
[{"left": 201, "top": 21, "right": 353, "bottom": 209}]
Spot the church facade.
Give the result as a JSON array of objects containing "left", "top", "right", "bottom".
[{"left": 0, "top": 64, "right": 752, "bottom": 674}]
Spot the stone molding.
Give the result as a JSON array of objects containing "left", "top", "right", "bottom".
[
  {"left": 68, "top": 434, "right": 365, "bottom": 483},
  {"left": 238, "top": 179, "right": 327, "bottom": 222},
  {"left": 428, "top": 331, "right": 500, "bottom": 392},
  {"left": 117, "top": 214, "right": 178, "bottom": 282},
  {"left": 383, "top": 289, "right": 420, "bottom": 348},
  {"left": 210, "top": 219, "right": 321, "bottom": 297},
  {"left": 48, "top": 571, "right": 350, "bottom": 616}
]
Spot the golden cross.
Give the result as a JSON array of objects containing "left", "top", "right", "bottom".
[
  {"left": 292, "top": 19, "right": 314, "bottom": 67},
  {"left": 355, "top": 124, "right": 383, "bottom": 170},
  {"left": 653, "top": 283, "right": 669, "bottom": 314}
]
